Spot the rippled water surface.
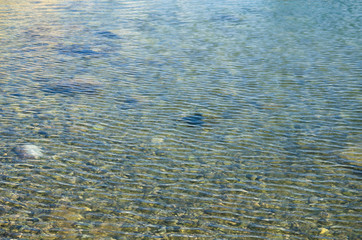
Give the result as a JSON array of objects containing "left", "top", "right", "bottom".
[{"left": 0, "top": 0, "right": 361, "bottom": 239}]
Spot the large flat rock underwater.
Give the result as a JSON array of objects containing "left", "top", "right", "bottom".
[{"left": 42, "top": 75, "right": 102, "bottom": 96}]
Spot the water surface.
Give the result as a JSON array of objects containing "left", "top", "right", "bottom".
[{"left": 0, "top": 0, "right": 361, "bottom": 239}]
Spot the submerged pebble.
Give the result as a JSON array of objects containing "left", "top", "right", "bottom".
[
  {"left": 151, "top": 137, "right": 164, "bottom": 144},
  {"left": 319, "top": 227, "right": 329, "bottom": 234},
  {"left": 308, "top": 196, "right": 320, "bottom": 204},
  {"left": 14, "top": 144, "right": 43, "bottom": 159},
  {"left": 246, "top": 174, "right": 258, "bottom": 180}
]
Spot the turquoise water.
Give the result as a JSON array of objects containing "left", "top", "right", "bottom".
[{"left": 0, "top": 0, "right": 361, "bottom": 239}]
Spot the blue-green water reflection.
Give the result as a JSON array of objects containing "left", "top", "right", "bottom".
[{"left": 0, "top": 0, "right": 361, "bottom": 239}]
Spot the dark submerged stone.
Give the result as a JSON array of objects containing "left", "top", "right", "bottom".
[
  {"left": 37, "top": 131, "right": 49, "bottom": 138},
  {"left": 97, "top": 31, "right": 121, "bottom": 39},
  {"left": 42, "top": 76, "right": 101, "bottom": 96},
  {"left": 42, "top": 82, "right": 98, "bottom": 95},
  {"left": 118, "top": 98, "right": 138, "bottom": 110},
  {"left": 58, "top": 44, "right": 101, "bottom": 56},
  {"left": 124, "top": 98, "right": 138, "bottom": 104},
  {"left": 181, "top": 113, "right": 204, "bottom": 126}
]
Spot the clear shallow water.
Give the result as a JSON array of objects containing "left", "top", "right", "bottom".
[{"left": 0, "top": 0, "right": 361, "bottom": 239}]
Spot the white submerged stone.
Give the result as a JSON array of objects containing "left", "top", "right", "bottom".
[{"left": 14, "top": 144, "right": 43, "bottom": 159}]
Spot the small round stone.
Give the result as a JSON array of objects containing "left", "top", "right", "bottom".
[
  {"left": 246, "top": 174, "right": 258, "bottom": 180},
  {"left": 308, "top": 196, "right": 320, "bottom": 204},
  {"left": 151, "top": 137, "right": 164, "bottom": 144}
]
